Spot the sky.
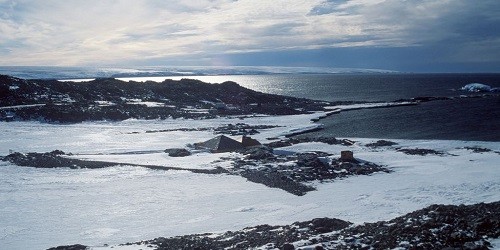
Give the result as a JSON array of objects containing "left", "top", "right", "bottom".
[{"left": 0, "top": 0, "right": 499, "bottom": 72}]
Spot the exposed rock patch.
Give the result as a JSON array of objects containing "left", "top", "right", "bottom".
[
  {"left": 463, "top": 146, "right": 493, "bottom": 153},
  {"left": 230, "top": 150, "right": 390, "bottom": 196},
  {"left": 46, "top": 244, "right": 87, "bottom": 250},
  {"left": 2, "top": 150, "right": 115, "bottom": 169},
  {"left": 53, "top": 202, "right": 499, "bottom": 250},
  {"left": 265, "top": 136, "right": 355, "bottom": 148},
  {"left": 1, "top": 150, "right": 227, "bottom": 175},
  {"left": 365, "top": 140, "right": 398, "bottom": 148},
  {"left": 164, "top": 148, "right": 191, "bottom": 157},
  {"left": 397, "top": 148, "right": 446, "bottom": 156},
  {"left": 0, "top": 75, "right": 335, "bottom": 123},
  {"left": 141, "top": 123, "right": 281, "bottom": 136}
]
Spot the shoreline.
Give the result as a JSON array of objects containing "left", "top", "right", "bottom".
[
  {"left": 1, "top": 74, "right": 499, "bottom": 249},
  {"left": 307, "top": 95, "right": 500, "bottom": 142},
  {"left": 1, "top": 115, "right": 499, "bottom": 249}
]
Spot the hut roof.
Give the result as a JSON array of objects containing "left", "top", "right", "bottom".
[{"left": 194, "top": 135, "right": 243, "bottom": 153}]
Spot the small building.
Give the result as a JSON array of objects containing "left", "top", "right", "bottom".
[
  {"left": 340, "top": 150, "right": 355, "bottom": 162},
  {"left": 241, "top": 136, "right": 261, "bottom": 147},
  {"left": 194, "top": 135, "right": 244, "bottom": 153}
]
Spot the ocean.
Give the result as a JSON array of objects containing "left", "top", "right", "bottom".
[
  {"left": 168, "top": 74, "right": 500, "bottom": 141},
  {"left": 1, "top": 66, "right": 499, "bottom": 141}
]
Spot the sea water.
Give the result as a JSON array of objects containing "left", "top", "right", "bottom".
[{"left": 1, "top": 67, "right": 499, "bottom": 141}]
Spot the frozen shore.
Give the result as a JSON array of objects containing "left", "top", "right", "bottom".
[{"left": 1, "top": 110, "right": 499, "bottom": 249}]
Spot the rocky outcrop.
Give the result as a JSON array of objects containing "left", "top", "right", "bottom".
[
  {"left": 0, "top": 75, "right": 334, "bottom": 123},
  {"left": 164, "top": 148, "right": 191, "bottom": 157},
  {"left": 55, "top": 201, "right": 499, "bottom": 250},
  {"left": 397, "top": 148, "right": 445, "bottom": 156},
  {"left": 265, "top": 136, "right": 355, "bottom": 148},
  {"left": 2, "top": 150, "right": 115, "bottom": 169},
  {"left": 232, "top": 150, "right": 390, "bottom": 196},
  {"left": 365, "top": 140, "right": 398, "bottom": 148}
]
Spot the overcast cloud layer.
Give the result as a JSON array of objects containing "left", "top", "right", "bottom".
[{"left": 1, "top": 0, "right": 499, "bottom": 72}]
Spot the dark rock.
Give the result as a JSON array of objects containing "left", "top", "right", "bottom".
[
  {"left": 365, "top": 140, "right": 398, "bottom": 147},
  {"left": 1, "top": 151, "right": 228, "bottom": 175},
  {"left": 240, "top": 146, "right": 275, "bottom": 160},
  {"left": 397, "top": 148, "right": 445, "bottom": 156},
  {"left": 229, "top": 149, "right": 390, "bottom": 196},
  {"left": 463, "top": 146, "right": 492, "bottom": 153},
  {"left": 265, "top": 136, "right": 355, "bottom": 149},
  {"left": 99, "top": 202, "right": 500, "bottom": 250},
  {"left": 296, "top": 153, "right": 328, "bottom": 169},
  {"left": 50, "top": 150, "right": 66, "bottom": 155},
  {"left": 1, "top": 74, "right": 334, "bottom": 123},
  {"left": 164, "top": 148, "right": 191, "bottom": 157},
  {"left": 46, "top": 244, "right": 88, "bottom": 250},
  {"left": 239, "top": 170, "right": 315, "bottom": 196},
  {"left": 2, "top": 151, "right": 119, "bottom": 169}
]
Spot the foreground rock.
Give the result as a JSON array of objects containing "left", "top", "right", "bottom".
[{"left": 49, "top": 201, "right": 500, "bottom": 250}]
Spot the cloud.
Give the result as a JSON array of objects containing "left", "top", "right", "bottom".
[
  {"left": 309, "top": 0, "right": 351, "bottom": 15},
  {"left": 0, "top": 0, "right": 499, "bottom": 70}
]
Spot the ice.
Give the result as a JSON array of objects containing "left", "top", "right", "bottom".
[
  {"left": 490, "top": 238, "right": 500, "bottom": 250},
  {"left": 280, "top": 124, "right": 324, "bottom": 137},
  {"left": 324, "top": 101, "right": 416, "bottom": 111},
  {"left": 0, "top": 104, "right": 46, "bottom": 110},
  {"left": 0, "top": 113, "right": 499, "bottom": 249},
  {"left": 461, "top": 83, "right": 497, "bottom": 92}
]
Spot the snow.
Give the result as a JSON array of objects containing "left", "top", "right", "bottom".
[
  {"left": 0, "top": 104, "right": 46, "bottom": 110},
  {"left": 280, "top": 124, "right": 324, "bottom": 137},
  {"left": 490, "top": 238, "right": 500, "bottom": 250},
  {"left": 68, "top": 151, "right": 237, "bottom": 170},
  {"left": 0, "top": 113, "right": 499, "bottom": 249},
  {"left": 91, "top": 244, "right": 156, "bottom": 250},
  {"left": 95, "top": 101, "right": 116, "bottom": 106},
  {"left": 59, "top": 78, "right": 95, "bottom": 82},
  {"left": 324, "top": 101, "right": 416, "bottom": 111},
  {"left": 123, "top": 99, "right": 168, "bottom": 107}
]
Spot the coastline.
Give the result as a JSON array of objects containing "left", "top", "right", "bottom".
[
  {"left": 1, "top": 111, "right": 499, "bottom": 249},
  {"left": 309, "top": 96, "right": 500, "bottom": 142},
  {"left": 1, "top": 74, "right": 499, "bottom": 249}
]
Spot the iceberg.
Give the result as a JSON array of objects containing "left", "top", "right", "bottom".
[{"left": 461, "top": 83, "right": 497, "bottom": 92}]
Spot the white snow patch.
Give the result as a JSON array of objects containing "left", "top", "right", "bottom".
[
  {"left": 90, "top": 243, "right": 156, "bottom": 250},
  {"left": 489, "top": 238, "right": 500, "bottom": 250},
  {"left": 59, "top": 78, "right": 95, "bottom": 82},
  {"left": 0, "top": 104, "right": 45, "bottom": 110},
  {"left": 125, "top": 100, "right": 167, "bottom": 107},
  {"left": 280, "top": 124, "right": 324, "bottom": 137},
  {"left": 95, "top": 101, "right": 116, "bottom": 106},
  {"left": 324, "top": 101, "right": 416, "bottom": 111}
]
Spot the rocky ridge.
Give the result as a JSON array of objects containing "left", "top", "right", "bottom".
[
  {"left": 0, "top": 75, "right": 334, "bottom": 123},
  {"left": 48, "top": 201, "right": 500, "bottom": 250}
]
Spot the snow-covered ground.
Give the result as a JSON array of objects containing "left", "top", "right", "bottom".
[{"left": 0, "top": 112, "right": 499, "bottom": 249}]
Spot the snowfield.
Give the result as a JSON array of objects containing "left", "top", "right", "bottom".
[{"left": 0, "top": 111, "right": 499, "bottom": 249}]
